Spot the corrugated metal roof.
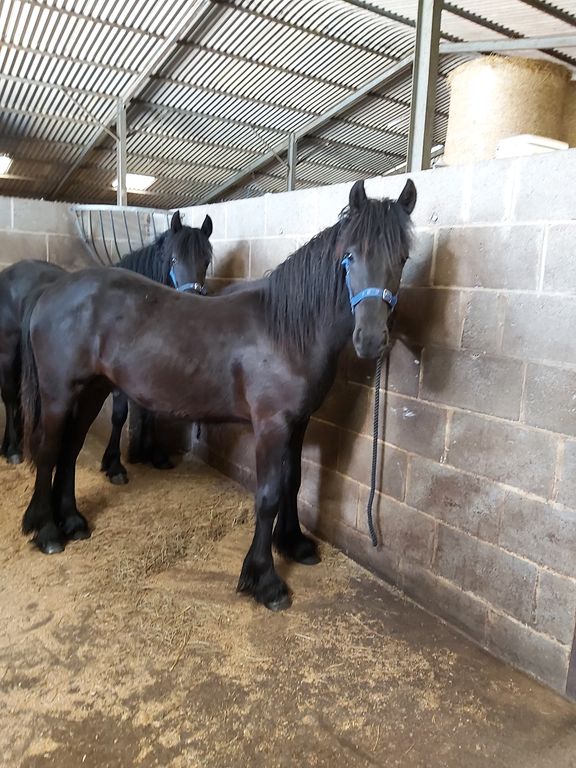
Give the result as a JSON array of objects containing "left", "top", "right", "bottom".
[{"left": 0, "top": 0, "right": 575, "bottom": 207}]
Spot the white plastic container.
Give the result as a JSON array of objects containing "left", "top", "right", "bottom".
[{"left": 495, "top": 134, "right": 568, "bottom": 158}]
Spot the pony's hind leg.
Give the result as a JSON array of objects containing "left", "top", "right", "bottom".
[
  {"left": 1, "top": 366, "right": 23, "bottom": 464},
  {"left": 273, "top": 418, "right": 320, "bottom": 565},
  {"left": 128, "top": 405, "right": 174, "bottom": 470},
  {"left": 100, "top": 389, "right": 129, "bottom": 484},
  {"left": 22, "top": 404, "right": 69, "bottom": 554},
  {"left": 1, "top": 389, "right": 9, "bottom": 458},
  {"left": 54, "top": 380, "right": 111, "bottom": 540},
  {"left": 238, "top": 419, "right": 291, "bottom": 611}
]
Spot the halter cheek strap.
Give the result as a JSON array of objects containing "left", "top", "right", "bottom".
[
  {"left": 341, "top": 254, "right": 397, "bottom": 313},
  {"left": 169, "top": 266, "right": 207, "bottom": 295}
]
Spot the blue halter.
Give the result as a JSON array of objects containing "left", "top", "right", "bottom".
[
  {"left": 169, "top": 266, "right": 206, "bottom": 295},
  {"left": 341, "top": 254, "right": 398, "bottom": 313}
]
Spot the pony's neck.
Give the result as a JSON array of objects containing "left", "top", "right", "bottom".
[
  {"left": 263, "top": 219, "right": 354, "bottom": 357},
  {"left": 117, "top": 235, "right": 168, "bottom": 285}
]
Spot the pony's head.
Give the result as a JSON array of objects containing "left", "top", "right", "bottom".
[
  {"left": 340, "top": 179, "right": 416, "bottom": 359},
  {"left": 163, "top": 211, "right": 213, "bottom": 294}
]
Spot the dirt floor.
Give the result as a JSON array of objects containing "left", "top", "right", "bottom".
[{"left": 1, "top": 435, "right": 576, "bottom": 767}]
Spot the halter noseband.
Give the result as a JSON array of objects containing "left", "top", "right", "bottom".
[
  {"left": 169, "top": 266, "right": 206, "bottom": 295},
  {"left": 341, "top": 254, "right": 398, "bottom": 313}
]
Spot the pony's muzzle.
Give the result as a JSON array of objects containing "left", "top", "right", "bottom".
[{"left": 353, "top": 325, "right": 390, "bottom": 359}]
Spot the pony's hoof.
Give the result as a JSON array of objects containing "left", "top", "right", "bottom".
[
  {"left": 265, "top": 593, "right": 292, "bottom": 612},
  {"left": 68, "top": 528, "right": 91, "bottom": 541},
  {"left": 109, "top": 473, "right": 128, "bottom": 485},
  {"left": 59, "top": 513, "right": 91, "bottom": 541},
  {"left": 7, "top": 453, "right": 22, "bottom": 465},
  {"left": 237, "top": 564, "right": 292, "bottom": 611},
  {"left": 33, "top": 536, "right": 65, "bottom": 555},
  {"left": 274, "top": 533, "right": 320, "bottom": 565}
]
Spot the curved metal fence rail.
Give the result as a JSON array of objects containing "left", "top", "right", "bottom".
[{"left": 72, "top": 204, "right": 172, "bottom": 266}]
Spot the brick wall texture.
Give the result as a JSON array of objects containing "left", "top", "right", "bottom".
[
  {"left": 0, "top": 196, "right": 95, "bottom": 270},
  {"left": 181, "top": 150, "right": 576, "bottom": 698}
]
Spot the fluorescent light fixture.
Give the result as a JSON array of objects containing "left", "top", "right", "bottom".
[
  {"left": 112, "top": 173, "right": 155, "bottom": 192},
  {"left": 0, "top": 155, "right": 12, "bottom": 175}
]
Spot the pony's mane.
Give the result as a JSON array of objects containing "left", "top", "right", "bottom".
[
  {"left": 117, "top": 233, "right": 168, "bottom": 282},
  {"left": 116, "top": 227, "right": 212, "bottom": 284},
  {"left": 263, "top": 196, "right": 413, "bottom": 354}
]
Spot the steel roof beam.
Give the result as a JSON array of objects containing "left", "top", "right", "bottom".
[
  {"left": 198, "top": 57, "right": 413, "bottom": 203},
  {"left": 443, "top": 2, "right": 576, "bottom": 67},
  {"left": 20, "top": 0, "right": 164, "bottom": 39},
  {"left": 339, "top": 0, "right": 461, "bottom": 44},
  {"left": 135, "top": 100, "right": 410, "bottom": 149},
  {"left": 221, "top": 3, "right": 410, "bottom": 64},
  {"left": 517, "top": 0, "right": 576, "bottom": 28},
  {"left": 0, "top": 40, "right": 134, "bottom": 76},
  {"left": 0, "top": 72, "right": 118, "bottom": 101},
  {"left": 340, "top": 0, "right": 417, "bottom": 29},
  {"left": 0, "top": 105, "right": 114, "bottom": 129},
  {"left": 47, "top": 0, "right": 227, "bottom": 199},
  {"left": 440, "top": 34, "right": 576, "bottom": 53}
]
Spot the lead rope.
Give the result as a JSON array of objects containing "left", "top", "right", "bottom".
[{"left": 365, "top": 353, "right": 390, "bottom": 547}]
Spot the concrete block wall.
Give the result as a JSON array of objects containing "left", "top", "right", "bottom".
[
  {"left": 182, "top": 150, "right": 576, "bottom": 698},
  {"left": 0, "top": 196, "right": 94, "bottom": 270}
]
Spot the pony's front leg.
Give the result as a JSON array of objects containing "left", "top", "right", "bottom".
[
  {"left": 22, "top": 406, "right": 68, "bottom": 554},
  {"left": 273, "top": 418, "right": 320, "bottom": 565},
  {"left": 100, "top": 389, "right": 129, "bottom": 484},
  {"left": 238, "top": 420, "right": 291, "bottom": 611},
  {"left": 54, "top": 381, "right": 111, "bottom": 540}
]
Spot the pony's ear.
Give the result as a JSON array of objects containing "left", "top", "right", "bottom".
[
  {"left": 201, "top": 214, "right": 213, "bottom": 239},
  {"left": 171, "top": 211, "right": 183, "bottom": 232},
  {"left": 397, "top": 179, "right": 417, "bottom": 215},
  {"left": 349, "top": 179, "right": 368, "bottom": 210}
]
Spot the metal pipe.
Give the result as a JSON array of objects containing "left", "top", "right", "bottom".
[
  {"left": 440, "top": 34, "right": 576, "bottom": 54},
  {"left": 406, "top": 0, "right": 442, "bottom": 173},
  {"left": 116, "top": 99, "right": 127, "bottom": 207},
  {"left": 287, "top": 133, "right": 297, "bottom": 192}
]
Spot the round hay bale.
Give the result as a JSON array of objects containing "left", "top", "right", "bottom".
[
  {"left": 563, "top": 80, "right": 576, "bottom": 147},
  {"left": 443, "top": 55, "right": 570, "bottom": 165}
]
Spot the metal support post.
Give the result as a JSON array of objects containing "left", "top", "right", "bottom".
[
  {"left": 116, "top": 99, "right": 127, "bottom": 207},
  {"left": 287, "top": 133, "right": 297, "bottom": 191},
  {"left": 407, "top": 0, "right": 442, "bottom": 172}
]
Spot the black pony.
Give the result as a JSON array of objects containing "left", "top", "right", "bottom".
[
  {"left": 100, "top": 211, "right": 213, "bottom": 483},
  {"left": 20, "top": 179, "right": 416, "bottom": 611},
  {"left": 0, "top": 211, "right": 212, "bottom": 472}
]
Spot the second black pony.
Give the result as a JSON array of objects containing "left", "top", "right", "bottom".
[
  {"left": 100, "top": 210, "right": 213, "bottom": 483},
  {"left": 20, "top": 179, "right": 416, "bottom": 611},
  {"left": 0, "top": 210, "right": 212, "bottom": 473}
]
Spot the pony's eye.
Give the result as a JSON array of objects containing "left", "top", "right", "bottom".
[
  {"left": 170, "top": 256, "right": 177, "bottom": 265},
  {"left": 346, "top": 252, "right": 355, "bottom": 263}
]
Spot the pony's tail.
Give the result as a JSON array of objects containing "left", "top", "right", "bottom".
[{"left": 20, "top": 300, "right": 41, "bottom": 465}]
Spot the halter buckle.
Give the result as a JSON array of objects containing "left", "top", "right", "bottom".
[{"left": 169, "top": 267, "right": 206, "bottom": 295}]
